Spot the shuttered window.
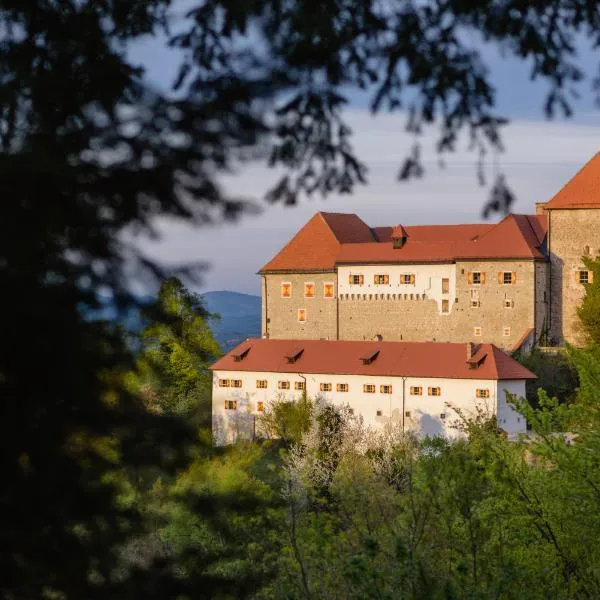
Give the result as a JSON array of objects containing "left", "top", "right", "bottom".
[
  {"left": 498, "top": 271, "right": 517, "bottom": 284},
  {"left": 468, "top": 271, "right": 485, "bottom": 285}
]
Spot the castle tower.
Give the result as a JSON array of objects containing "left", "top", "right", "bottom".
[{"left": 542, "top": 152, "right": 600, "bottom": 346}]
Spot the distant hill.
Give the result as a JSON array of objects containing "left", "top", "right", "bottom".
[
  {"left": 83, "top": 291, "right": 260, "bottom": 354},
  {"left": 201, "top": 291, "right": 261, "bottom": 352}
]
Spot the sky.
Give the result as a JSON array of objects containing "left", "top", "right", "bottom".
[{"left": 125, "top": 7, "right": 600, "bottom": 297}]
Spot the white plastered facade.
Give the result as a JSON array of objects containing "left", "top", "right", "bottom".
[{"left": 212, "top": 369, "right": 527, "bottom": 445}]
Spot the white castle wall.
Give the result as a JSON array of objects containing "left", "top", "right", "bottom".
[{"left": 212, "top": 369, "right": 527, "bottom": 445}]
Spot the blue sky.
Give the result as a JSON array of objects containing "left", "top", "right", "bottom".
[{"left": 126, "top": 8, "right": 600, "bottom": 296}]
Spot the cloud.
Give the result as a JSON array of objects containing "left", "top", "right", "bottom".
[{"left": 128, "top": 110, "right": 600, "bottom": 295}]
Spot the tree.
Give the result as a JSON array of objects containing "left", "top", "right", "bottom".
[
  {"left": 578, "top": 256, "right": 600, "bottom": 345},
  {"left": 129, "top": 277, "right": 221, "bottom": 425},
  {"left": 518, "top": 348, "right": 579, "bottom": 408},
  {"left": 1, "top": 1, "right": 599, "bottom": 597}
]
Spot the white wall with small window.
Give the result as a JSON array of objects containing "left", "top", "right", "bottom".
[
  {"left": 337, "top": 263, "right": 457, "bottom": 313},
  {"left": 212, "top": 370, "right": 527, "bottom": 444}
]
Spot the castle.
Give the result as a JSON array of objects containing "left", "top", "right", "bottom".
[
  {"left": 211, "top": 153, "right": 600, "bottom": 445},
  {"left": 259, "top": 152, "right": 600, "bottom": 350}
]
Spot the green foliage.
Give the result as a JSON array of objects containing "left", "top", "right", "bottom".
[
  {"left": 518, "top": 347, "right": 579, "bottom": 408},
  {"left": 128, "top": 277, "right": 221, "bottom": 425},
  {"left": 258, "top": 393, "right": 313, "bottom": 447},
  {"left": 578, "top": 256, "right": 600, "bottom": 345}
]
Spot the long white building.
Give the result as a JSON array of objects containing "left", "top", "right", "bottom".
[{"left": 210, "top": 338, "right": 535, "bottom": 445}]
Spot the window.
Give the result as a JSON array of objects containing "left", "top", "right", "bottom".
[
  {"left": 376, "top": 410, "right": 383, "bottom": 416},
  {"left": 442, "top": 299, "right": 450, "bottom": 313},
  {"left": 224, "top": 400, "right": 237, "bottom": 410},
  {"left": 474, "top": 326, "right": 482, "bottom": 337},
  {"left": 281, "top": 282, "right": 292, "bottom": 298},
  {"left": 579, "top": 270, "right": 591, "bottom": 284},
  {"left": 256, "top": 379, "right": 268, "bottom": 389},
  {"left": 297, "top": 308, "right": 307, "bottom": 323},
  {"left": 476, "top": 389, "right": 490, "bottom": 398},
  {"left": 470, "top": 289, "right": 480, "bottom": 308},
  {"left": 218, "top": 379, "right": 230, "bottom": 387},
  {"left": 500, "top": 271, "right": 516, "bottom": 284},
  {"left": 405, "top": 411, "right": 412, "bottom": 418},
  {"left": 504, "top": 299, "right": 514, "bottom": 309},
  {"left": 304, "top": 282, "right": 315, "bottom": 298},
  {"left": 374, "top": 274, "right": 389, "bottom": 285},
  {"left": 380, "top": 384, "right": 393, "bottom": 394},
  {"left": 336, "top": 383, "right": 349, "bottom": 392},
  {"left": 278, "top": 380, "right": 290, "bottom": 390},
  {"left": 363, "top": 384, "right": 376, "bottom": 393},
  {"left": 294, "top": 381, "right": 305, "bottom": 391},
  {"left": 231, "top": 379, "right": 242, "bottom": 388},
  {"left": 428, "top": 387, "right": 441, "bottom": 396},
  {"left": 442, "top": 278, "right": 450, "bottom": 294},
  {"left": 468, "top": 271, "right": 485, "bottom": 285},
  {"left": 410, "top": 386, "right": 423, "bottom": 396},
  {"left": 400, "top": 273, "right": 415, "bottom": 285},
  {"left": 503, "top": 327, "right": 511, "bottom": 337},
  {"left": 584, "top": 245, "right": 591, "bottom": 256},
  {"left": 324, "top": 282, "right": 335, "bottom": 298},
  {"left": 320, "top": 383, "right": 332, "bottom": 392},
  {"left": 256, "top": 401, "right": 264, "bottom": 412},
  {"left": 349, "top": 274, "right": 364, "bottom": 285}
]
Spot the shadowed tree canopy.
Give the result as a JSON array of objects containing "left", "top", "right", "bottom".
[{"left": 1, "top": 1, "right": 600, "bottom": 597}]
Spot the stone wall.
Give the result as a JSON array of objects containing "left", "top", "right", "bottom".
[
  {"left": 549, "top": 209, "right": 600, "bottom": 346},
  {"left": 338, "top": 260, "right": 537, "bottom": 349},
  {"left": 534, "top": 262, "right": 550, "bottom": 343},
  {"left": 262, "top": 272, "right": 338, "bottom": 340}
]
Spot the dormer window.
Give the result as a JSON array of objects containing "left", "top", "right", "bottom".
[
  {"left": 392, "top": 224, "right": 409, "bottom": 249},
  {"left": 232, "top": 346, "right": 251, "bottom": 362},
  {"left": 285, "top": 346, "right": 304, "bottom": 364},
  {"left": 360, "top": 350, "right": 380, "bottom": 365}
]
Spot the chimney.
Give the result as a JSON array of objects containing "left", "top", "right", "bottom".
[
  {"left": 466, "top": 342, "right": 475, "bottom": 361},
  {"left": 535, "top": 202, "right": 547, "bottom": 215}
]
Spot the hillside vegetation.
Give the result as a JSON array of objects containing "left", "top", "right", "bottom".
[{"left": 100, "top": 268, "right": 600, "bottom": 599}]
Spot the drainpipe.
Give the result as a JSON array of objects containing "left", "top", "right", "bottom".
[
  {"left": 547, "top": 211, "right": 552, "bottom": 344},
  {"left": 298, "top": 373, "right": 307, "bottom": 400},
  {"left": 262, "top": 274, "right": 269, "bottom": 338},
  {"left": 336, "top": 284, "right": 340, "bottom": 340},
  {"left": 402, "top": 377, "right": 407, "bottom": 432}
]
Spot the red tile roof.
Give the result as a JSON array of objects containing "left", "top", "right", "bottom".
[
  {"left": 337, "top": 215, "right": 546, "bottom": 264},
  {"left": 261, "top": 213, "right": 547, "bottom": 272},
  {"left": 211, "top": 339, "right": 536, "bottom": 381},
  {"left": 259, "top": 212, "right": 373, "bottom": 272},
  {"left": 545, "top": 152, "right": 600, "bottom": 209}
]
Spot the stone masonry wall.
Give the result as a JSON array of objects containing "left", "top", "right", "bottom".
[
  {"left": 549, "top": 209, "right": 600, "bottom": 346},
  {"left": 263, "top": 261, "right": 540, "bottom": 348},
  {"left": 534, "top": 262, "right": 550, "bottom": 343},
  {"left": 263, "top": 272, "right": 338, "bottom": 340},
  {"left": 339, "top": 260, "right": 537, "bottom": 349}
]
